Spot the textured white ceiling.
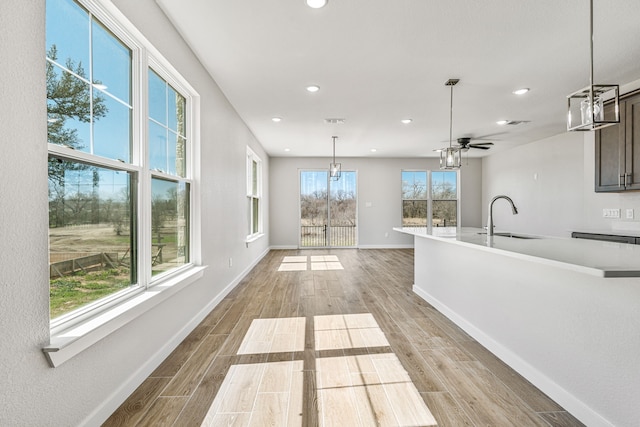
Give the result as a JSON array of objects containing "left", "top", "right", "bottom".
[{"left": 157, "top": 0, "right": 640, "bottom": 158}]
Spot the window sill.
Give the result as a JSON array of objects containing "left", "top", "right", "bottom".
[
  {"left": 42, "top": 265, "right": 207, "bottom": 368},
  {"left": 245, "top": 233, "right": 265, "bottom": 244}
]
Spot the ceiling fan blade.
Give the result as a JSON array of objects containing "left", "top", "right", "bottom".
[
  {"left": 469, "top": 144, "right": 491, "bottom": 150},
  {"left": 473, "top": 132, "right": 506, "bottom": 140},
  {"left": 470, "top": 142, "right": 493, "bottom": 146}
]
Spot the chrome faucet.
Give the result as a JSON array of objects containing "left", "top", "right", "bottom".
[{"left": 487, "top": 195, "right": 518, "bottom": 236}]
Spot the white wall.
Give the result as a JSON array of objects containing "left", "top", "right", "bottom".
[
  {"left": 483, "top": 131, "right": 640, "bottom": 237},
  {"left": 0, "top": 1, "right": 269, "bottom": 425},
  {"left": 269, "top": 156, "right": 482, "bottom": 248},
  {"left": 412, "top": 236, "right": 640, "bottom": 427}
]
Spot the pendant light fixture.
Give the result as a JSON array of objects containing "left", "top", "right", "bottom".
[
  {"left": 439, "top": 79, "right": 462, "bottom": 170},
  {"left": 566, "top": 0, "right": 619, "bottom": 131},
  {"left": 329, "top": 136, "right": 341, "bottom": 180}
]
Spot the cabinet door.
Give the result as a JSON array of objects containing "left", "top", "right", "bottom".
[
  {"left": 625, "top": 93, "right": 640, "bottom": 190},
  {"left": 595, "top": 101, "right": 625, "bottom": 192}
]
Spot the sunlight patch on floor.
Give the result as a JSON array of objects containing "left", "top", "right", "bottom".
[
  {"left": 202, "top": 312, "right": 437, "bottom": 426},
  {"left": 278, "top": 255, "right": 344, "bottom": 272},
  {"left": 314, "top": 313, "right": 389, "bottom": 351},
  {"left": 316, "top": 353, "right": 438, "bottom": 427},
  {"left": 200, "top": 360, "right": 304, "bottom": 427},
  {"left": 237, "top": 317, "right": 306, "bottom": 355}
]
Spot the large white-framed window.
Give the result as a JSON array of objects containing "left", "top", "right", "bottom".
[
  {"left": 431, "top": 170, "right": 458, "bottom": 227},
  {"left": 46, "top": 0, "right": 200, "bottom": 337},
  {"left": 400, "top": 169, "right": 459, "bottom": 227},
  {"left": 246, "top": 147, "right": 263, "bottom": 240},
  {"left": 401, "top": 170, "right": 428, "bottom": 227}
]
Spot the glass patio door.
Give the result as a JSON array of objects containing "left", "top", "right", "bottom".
[{"left": 299, "top": 170, "right": 357, "bottom": 248}]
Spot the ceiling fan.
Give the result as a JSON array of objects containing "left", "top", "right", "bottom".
[{"left": 454, "top": 137, "right": 494, "bottom": 151}]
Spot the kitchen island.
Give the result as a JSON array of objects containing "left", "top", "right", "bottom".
[{"left": 395, "top": 227, "right": 640, "bottom": 427}]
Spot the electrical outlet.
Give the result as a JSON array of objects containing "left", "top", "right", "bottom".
[
  {"left": 603, "top": 209, "right": 621, "bottom": 218},
  {"left": 627, "top": 209, "right": 635, "bottom": 219}
]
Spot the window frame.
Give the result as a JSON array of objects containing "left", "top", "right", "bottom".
[
  {"left": 147, "top": 59, "right": 194, "bottom": 283},
  {"left": 246, "top": 147, "right": 263, "bottom": 241},
  {"left": 430, "top": 170, "right": 460, "bottom": 228},
  {"left": 46, "top": 0, "right": 202, "bottom": 340},
  {"left": 401, "top": 170, "right": 429, "bottom": 227},
  {"left": 400, "top": 169, "right": 460, "bottom": 230}
]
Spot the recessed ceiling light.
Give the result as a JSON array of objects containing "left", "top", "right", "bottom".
[
  {"left": 496, "top": 120, "right": 509, "bottom": 125},
  {"left": 401, "top": 119, "right": 412, "bottom": 124},
  {"left": 306, "top": 85, "right": 320, "bottom": 93},
  {"left": 370, "top": 148, "right": 377, "bottom": 152},
  {"left": 513, "top": 88, "right": 529, "bottom": 95},
  {"left": 284, "top": 148, "right": 291, "bottom": 152},
  {"left": 271, "top": 117, "right": 282, "bottom": 122},
  {"left": 306, "top": 0, "right": 327, "bottom": 8}
]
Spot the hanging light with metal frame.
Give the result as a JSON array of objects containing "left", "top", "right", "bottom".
[
  {"left": 566, "top": 0, "right": 619, "bottom": 131},
  {"left": 329, "top": 136, "right": 341, "bottom": 180},
  {"left": 438, "top": 79, "right": 462, "bottom": 170}
]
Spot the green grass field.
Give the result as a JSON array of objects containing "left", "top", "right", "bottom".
[{"left": 50, "top": 268, "right": 131, "bottom": 318}]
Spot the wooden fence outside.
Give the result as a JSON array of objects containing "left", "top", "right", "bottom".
[{"left": 49, "top": 252, "right": 124, "bottom": 278}]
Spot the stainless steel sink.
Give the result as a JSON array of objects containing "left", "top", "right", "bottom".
[
  {"left": 478, "top": 232, "right": 539, "bottom": 239},
  {"left": 493, "top": 232, "right": 539, "bottom": 239}
]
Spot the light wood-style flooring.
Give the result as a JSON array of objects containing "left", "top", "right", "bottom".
[{"left": 104, "top": 249, "right": 584, "bottom": 427}]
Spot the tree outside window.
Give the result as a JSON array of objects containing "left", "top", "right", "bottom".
[
  {"left": 46, "top": 0, "right": 194, "bottom": 322},
  {"left": 431, "top": 171, "right": 458, "bottom": 227},
  {"left": 401, "top": 171, "right": 428, "bottom": 227}
]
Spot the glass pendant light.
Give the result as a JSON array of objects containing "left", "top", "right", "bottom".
[
  {"left": 439, "top": 79, "right": 462, "bottom": 170},
  {"left": 329, "top": 136, "right": 341, "bottom": 180},
  {"left": 566, "top": 0, "right": 619, "bottom": 131}
]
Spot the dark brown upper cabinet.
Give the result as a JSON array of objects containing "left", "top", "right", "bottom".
[{"left": 595, "top": 90, "right": 640, "bottom": 192}]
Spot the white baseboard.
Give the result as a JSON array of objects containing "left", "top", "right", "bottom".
[
  {"left": 270, "top": 245, "right": 415, "bottom": 250},
  {"left": 412, "top": 285, "right": 614, "bottom": 427},
  {"left": 269, "top": 245, "right": 298, "bottom": 250},
  {"left": 82, "top": 248, "right": 271, "bottom": 427},
  {"left": 358, "top": 244, "right": 414, "bottom": 249}
]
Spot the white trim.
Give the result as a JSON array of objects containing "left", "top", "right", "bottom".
[
  {"left": 246, "top": 146, "right": 263, "bottom": 239},
  {"left": 47, "top": 143, "right": 143, "bottom": 173},
  {"left": 269, "top": 245, "right": 299, "bottom": 250},
  {"left": 400, "top": 169, "right": 429, "bottom": 228},
  {"left": 412, "top": 285, "right": 614, "bottom": 427},
  {"left": 44, "top": 266, "right": 207, "bottom": 367},
  {"left": 245, "top": 233, "right": 265, "bottom": 244},
  {"left": 357, "top": 244, "right": 414, "bottom": 249},
  {"left": 79, "top": 247, "right": 271, "bottom": 427},
  {"left": 45, "top": 0, "right": 203, "bottom": 360}
]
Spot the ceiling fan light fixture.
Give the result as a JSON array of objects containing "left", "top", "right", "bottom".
[
  {"left": 440, "top": 147, "right": 462, "bottom": 170},
  {"left": 306, "top": 0, "right": 327, "bottom": 9}
]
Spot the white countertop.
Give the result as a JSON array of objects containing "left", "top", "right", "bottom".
[{"left": 394, "top": 227, "right": 640, "bottom": 278}]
